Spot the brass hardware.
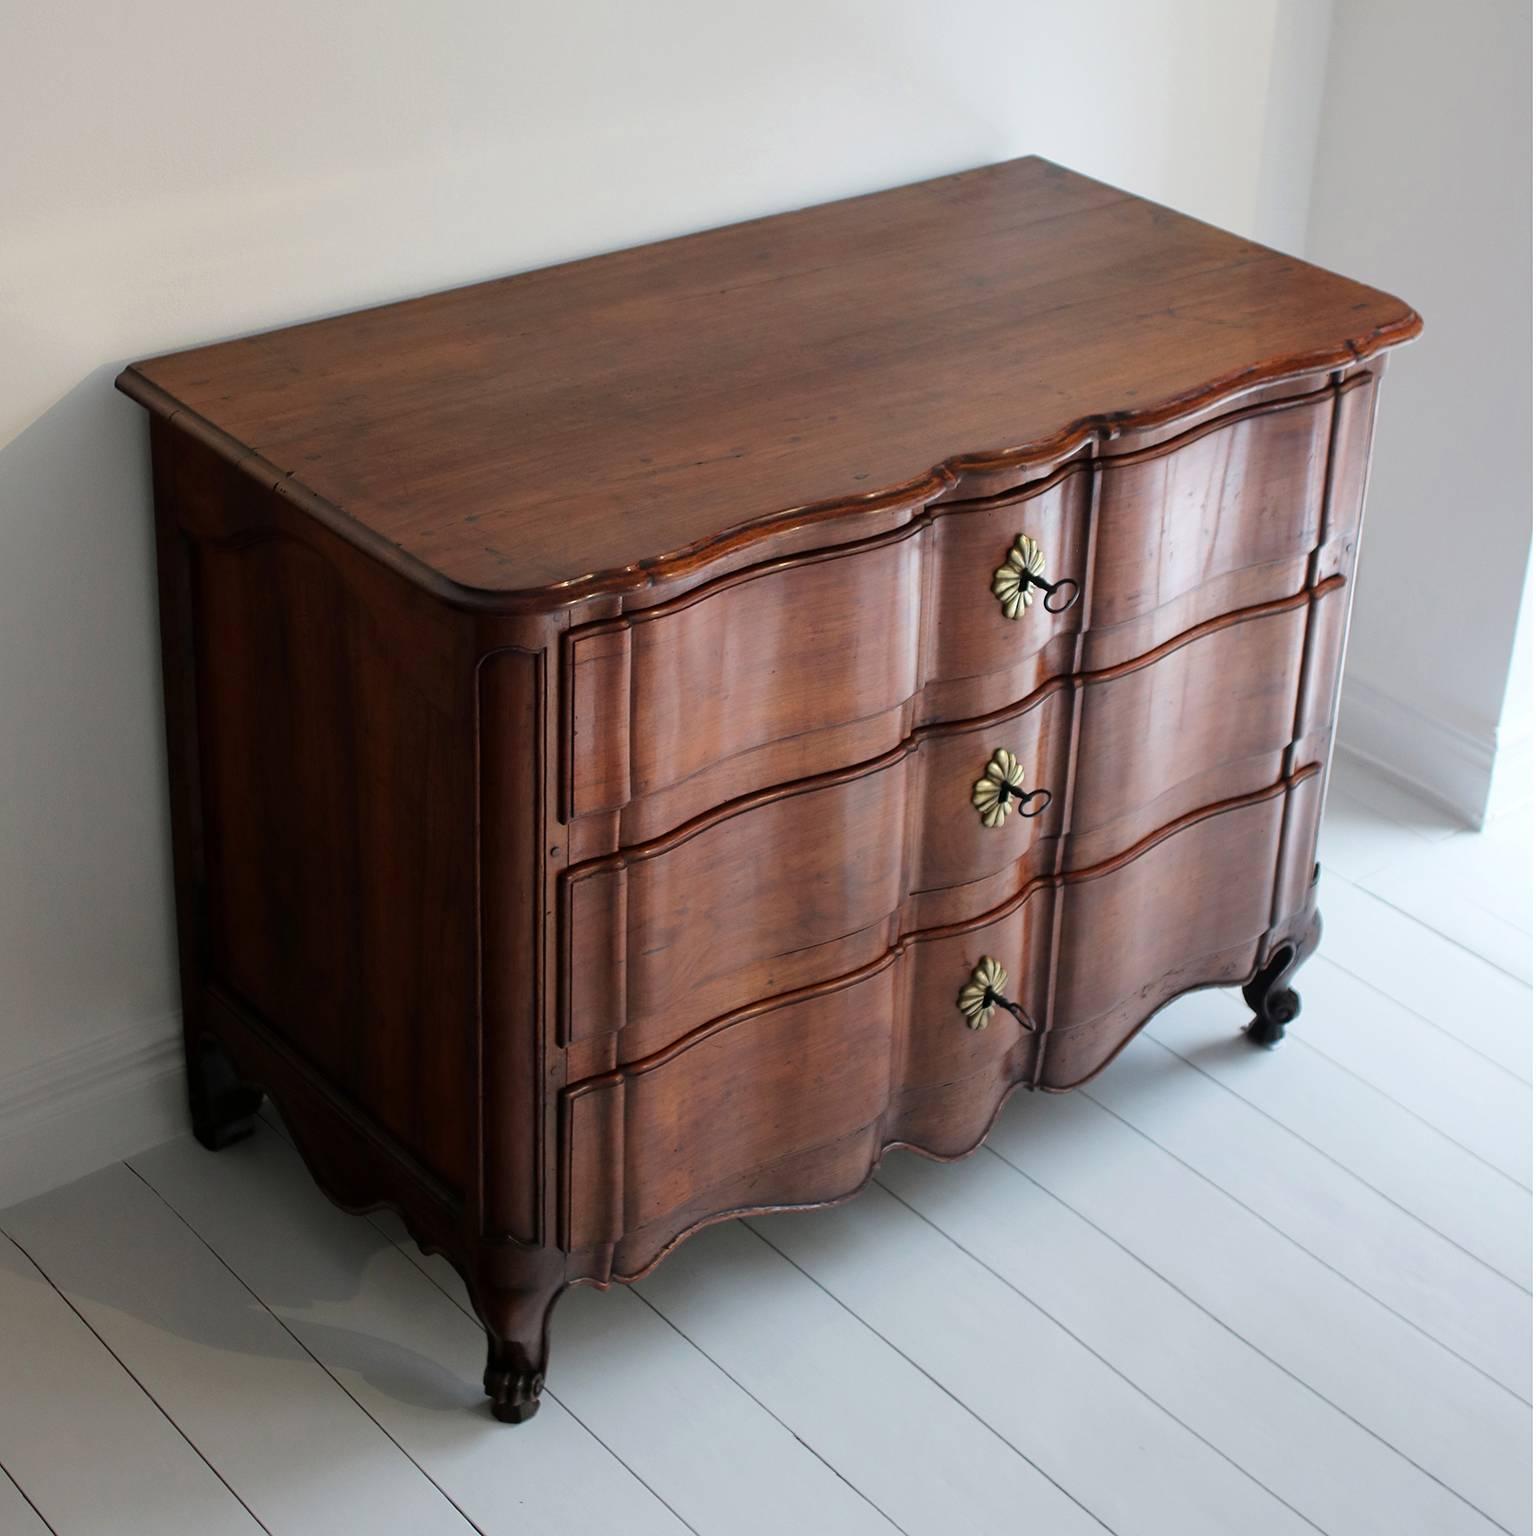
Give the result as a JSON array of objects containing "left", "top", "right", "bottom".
[
  {"left": 958, "top": 957, "right": 1007, "bottom": 1028},
  {"left": 958, "top": 956, "right": 1037, "bottom": 1032},
  {"left": 971, "top": 748, "right": 1053, "bottom": 828},
  {"left": 991, "top": 533, "right": 1081, "bottom": 618}
]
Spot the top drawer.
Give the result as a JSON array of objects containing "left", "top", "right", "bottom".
[{"left": 566, "top": 382, "right": 1354, "bottom": 840}]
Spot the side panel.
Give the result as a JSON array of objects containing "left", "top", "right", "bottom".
[
  {"left": 478, "top": 649, "right": 546, "bottom": 1247},
  {"left": 156, "top": 421, "right": 479, "bottom": 1198}
]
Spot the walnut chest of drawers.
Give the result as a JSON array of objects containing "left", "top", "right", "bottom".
[{"left": 118, "top": 156, "right": 1420, "bottom": 1422}]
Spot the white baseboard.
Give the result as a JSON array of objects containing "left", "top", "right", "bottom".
[
  {"left": 1485, "top": 725, "right": 1534, "bottom": 823},
  {"left": 0, "top": 1015, "right": 186, "bottom": 1210},
  {"left": 1334, "top": 675, "right": 1496, "bottom": 828}
]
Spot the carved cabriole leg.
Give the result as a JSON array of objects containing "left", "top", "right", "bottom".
[
  {"left": 1244, "top": 907, "right": 1323, "bottom": 1048},
  {"left": 187, "top": 1034, "right": 264, "bottom": 1150},
  {"left": 468, "top": 1250, "right": 567, "bottom": 1424}
]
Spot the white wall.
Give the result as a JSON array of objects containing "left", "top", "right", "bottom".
[
  {"left": 1306, "top": 0, "right": 1533, "bottom": 822},
  {"left": 1487, "top": 558, "right": 1534, "bottom": 819},
  {"left": 0, "top": 1, "right": 1335, "bottom": 1199}
]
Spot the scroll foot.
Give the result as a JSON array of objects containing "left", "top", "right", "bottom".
[
  {"left": 475, "top": 1274, "right": 564, "bottom": 1426},
  {"left": 484, "top": 1351, "right": 545, "bottom": 1424},
  {"left": 1243, "top": 909, "right": 1322, "bottom": 1049}
]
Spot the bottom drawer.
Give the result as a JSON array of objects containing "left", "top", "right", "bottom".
[{"left": 562, "top": 769, "right": 1320, "bottom": 1279}]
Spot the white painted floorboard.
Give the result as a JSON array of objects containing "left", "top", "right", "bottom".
[
  {"left": 0, "top": 1465, "right": 53, "bottom": 1536},
  {"left": 1315, "top": 873, "right": 1532, "bottom": 1084},
  {"left": 0, "top": 1233, "right": 262, "bottom": 1536},
  {"left": 986, "top": 1091, "right": 1532, "bottom": 1534},
  {"left": 640, "top": 1217, "right": 1111, "bottom": 1536},
  {"left": 881, "top": 1146, "right": 1503, "bottom": 1536},
  {"left": 749, "top": 1182, "right": 1319, "bottom": 1535},
  {"left": 1295, "top": 957, "right": 1532, "bottom": 1187},
  {"left": 1, "top": 1162, "right": 473, "bottom": 1536},
  {"left": 1361, "top": 860, "right": 1532, "bottom": 983},
  {"left": 1083, "top": 1035, "right": 1531, "bottom": 1400},
  {"left": 0, "top": 766, "right": 1528, "bottom": 1535},
  {"left": 1144, "top": 986, "right": 1533, "bottom": 1291},
  {"left": 367, "top": 1210, "right": 903, "bottom": 1536},
  {"left": 128, "top": 1131, "right": 690, "bottom": 1536}
]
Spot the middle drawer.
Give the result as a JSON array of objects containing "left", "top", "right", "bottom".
[{"left": 561, "top": 583, "right": 1339, "bottom": 1061}]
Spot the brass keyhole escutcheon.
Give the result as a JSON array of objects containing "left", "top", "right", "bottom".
[
  {"left": 971, "top": 748, "right": 1053, "bottom": 828},
  {"left": 957, "top": 956, "right": 1038, "bottom": 1032},
  {"left": 991, "top": 533, "right": 1081, "bottom": 619}
]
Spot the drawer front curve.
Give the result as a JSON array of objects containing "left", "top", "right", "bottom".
[
  {"left": 562, "top": 883, "right": 1054, "bottom": 1269},
  {"left": 561, "top": 770, "right": 1321, "bottom": 1279},
  {"left": 565, "top": 379, "right": 1354, "bottom": 841},
  {"left": 562, "top": 583, "right": 1342, "bottom": 1061}
]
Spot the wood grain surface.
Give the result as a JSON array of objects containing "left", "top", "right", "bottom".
[
  {"left": 563, "top": 772, "right": 1319, "bottom": 1279},
  {"left": 563, "top": 585, "right": 1342, "bottom": 1063},
  {"left": 117, "top": 157, "right": 1418, "bottom": 607},
  {"left": 564, "top": 378, "right": 1360, "bottom": 840}
]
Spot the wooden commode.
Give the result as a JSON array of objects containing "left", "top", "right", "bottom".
[{"left": 117, "top": 157, "right": 1421, "bottom": 1422}]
